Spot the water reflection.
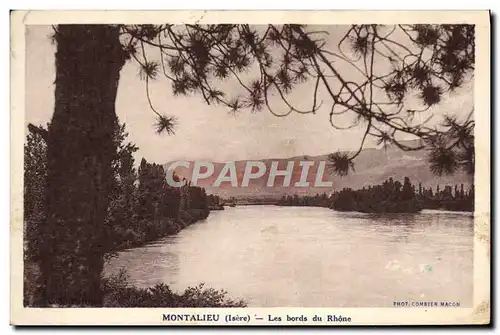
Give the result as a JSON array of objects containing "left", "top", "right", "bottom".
[{"left": 105, "top": 206, "right": 473, "bottom": 307}]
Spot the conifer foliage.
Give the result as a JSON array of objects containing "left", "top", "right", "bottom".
[{"left": 118, "top": 24, "right": 474, "bottom": 175}]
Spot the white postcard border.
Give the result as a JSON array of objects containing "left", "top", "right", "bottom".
[{"left": 10, "top": 10, "right": 491, "bottom": 325}]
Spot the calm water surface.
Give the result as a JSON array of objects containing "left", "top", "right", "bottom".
[{"left": 105, "top": 206, "right": 473, "bottom": 307}]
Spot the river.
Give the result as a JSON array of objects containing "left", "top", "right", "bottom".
[{"left": 104, "top": 206, "right": 474, "bottom": 307}]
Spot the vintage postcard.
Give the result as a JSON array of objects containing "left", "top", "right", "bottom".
[{"left": 10, "top": 10, "right": 490, "bottom": 325}]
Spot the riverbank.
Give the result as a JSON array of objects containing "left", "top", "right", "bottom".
[
  {"left": 23, "top": 208, "right": 247, "bottom": 307},
  {"left": 208, "top": 204, "right": 225, "bottom": 211},
  {"left": 102, "top": 269, "right": 246, "bottom": 307},
  {"left": 274, "top": 201, "right": 472, "bottom": 213},
  {"left": 23, "top": 208, "right": 213, "bottom": 307},
  {"left": 23, "top": 260, "right": 246, "bottom": 307},
  {"left": 109, "top": 208, "right": 210, "bottom": 253},
  {"left": 275, "top": 178, "right": 473, "bottom": 213}
]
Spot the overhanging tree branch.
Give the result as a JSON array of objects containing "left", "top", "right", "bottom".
[{"left": 114, "top": 23, "right": 474, "bottom": 176}]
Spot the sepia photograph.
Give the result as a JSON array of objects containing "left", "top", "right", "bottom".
[{"left": 10, "top": 10, "right": 490, "bottom": 325}]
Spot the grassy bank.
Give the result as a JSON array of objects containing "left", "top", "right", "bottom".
[
  {"left": 24, "top": 263, "right": 246, "bottom": 307},
  {"left": 102, "top": 269, "right": 246, "bottom": 307}
]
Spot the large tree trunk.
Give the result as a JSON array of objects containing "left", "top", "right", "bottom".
[{"left": 37, "top": 25, "right": 125, "bottom": 306}]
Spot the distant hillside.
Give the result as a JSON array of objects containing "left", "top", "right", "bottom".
[{"left": 164, "top": 140, "right": 472, "bottom": 199}]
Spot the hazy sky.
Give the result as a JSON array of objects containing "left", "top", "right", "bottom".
[{"left": 25, "top": 25, "right": 473, "bottom": 163}]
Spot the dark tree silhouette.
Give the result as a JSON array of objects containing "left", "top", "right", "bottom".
[
  {"left": 37, "top": 26, "right": 126, "bottom": 306},
  {"left": 24, "top": 126, "right": 48, "bottom": 262},
  {"left": 30, "top": 24, "right": 475, "bottom": 306},
  {"left": 402, "top": 177, "right": 414, "bottom": 200}
]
